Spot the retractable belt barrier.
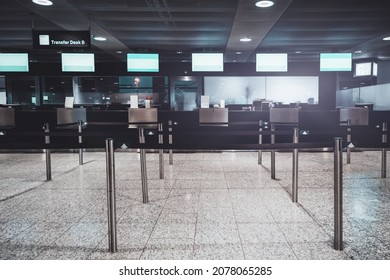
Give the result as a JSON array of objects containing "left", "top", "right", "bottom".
[{"left": 1, "top": 120, "right": 389, "bottom": 253}]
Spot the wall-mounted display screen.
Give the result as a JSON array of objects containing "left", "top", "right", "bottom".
[
  {"left": 61, "top": 53, "right": 95, "bottom": 72},
  {"left": 354, "top": 61, "right": 378, "bottom": 77},
  {"left": 127, "top": 53, "right": 159, "bottom": 72},
  {"left": 0, "top": 53, "right": 29, "bottom": 72},
  {"left": 354, "top": 62, "right": 372, "bottom": 77},
  {"left": 320, "top": 53, "right": 352, "bottom": 71},
  {"left": 192, "top": 53, "right": 224, "bottom": 72},
  {"left": 256, "top": 53, "right": 288, "bottom": 72}
]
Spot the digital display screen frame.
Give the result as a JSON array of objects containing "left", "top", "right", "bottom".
[
  {"left": 192, "top": 53, "right": 224, "bottom": 72},
  {"left": 61, "top": 53, "right": 95, "bottom": 72},
  {"left": 320, "top": 53, "right": 352, "bottom": 72},
  {"left": 127, "top": 53, "right": 159, "bottom": 72},
  {"left": 0, "top": 53, "right": 29, "bottom": 72},
  {"left": 256, "top": 53, "right": 288, "bottom": 72}
]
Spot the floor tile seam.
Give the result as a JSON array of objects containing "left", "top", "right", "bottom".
[
  {"left": 0, "top": 182, "right": 46, "bottom": 203},
  {"left": 226, "top": 185, "right": 249, "bottom": 260},
  {"left": 86, "top": 235, "right": 110, "bottom": 260},
  {"left": 139, "top": 184, "right": 177, "bottom": 259},
  {"left": 33, "top": 222, "right": 81, "bottom": 259},
  {"left": 282, "top": 202, "right": 356, "bottom": 259}
]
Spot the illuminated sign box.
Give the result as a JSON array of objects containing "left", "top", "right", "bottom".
[
  {"left": 127, "top": 53, "right": 159, "bottom": 72},
  {"left": 0, "top": 53, "right": 29, "bottom": 72},
  {"left": 320, "top": 53, "right": 352, "bottom": 71},
  {"left": 354, "top": 61, "right": 378, "bottom": 77},
  {"left": 33, "top": 30, "right": 91, "bottom": 49},
  {"left": 256, "top": 53, "right": 288, "bottom": 72},
  {"left": 61, "top": 53, "right": 95, "bottom": 72},
  {"left": 192, "top": 53, "right": 224, "bottom": 72}
]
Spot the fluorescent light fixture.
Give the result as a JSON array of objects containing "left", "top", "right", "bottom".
[
  {"left": 61, "top": 53, "right": 95, "bottom": 72},
  {"left": 383, "top": 36, "right": 390, "bottom": 41},
  {"left": 32, "top": 0, "right": 53, "bottom": 6},
  {"left": 320, "top": 53, "right": 352, "bottom": 72},
  {"left": 240, "top": 37, "right": 252, "bottom": 42},
  {"left": 255, "top": 1, "right": 274, "bottom": 8},
  {"left": 127, "top": 53, "right": 159, "bottom": 72},
  {"left": 93, "top": 36, "right": 107, "bottom": 41},
  {"left": 256, "top": 53, "right": 288, "bottom": 72},
  {"left": 0, "top": 53, "right": 29, "bottom": 72},
  {"left": 192, "top": 53, "right": 224, "bottom": 72}
]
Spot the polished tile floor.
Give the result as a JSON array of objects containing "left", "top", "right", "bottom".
[{"left": 1, "top": 150, "right": 390, "bottom": 260}]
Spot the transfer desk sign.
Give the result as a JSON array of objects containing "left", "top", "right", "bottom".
[{"left": 32, "top": 30, "right": 91, "bottom": 49}]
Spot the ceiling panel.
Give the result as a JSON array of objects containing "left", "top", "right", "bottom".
[{"left": 0, "top": 0, "right": 389, "bottom": 63}]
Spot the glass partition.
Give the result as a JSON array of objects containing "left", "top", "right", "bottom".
[
  {"left": 336, "top": 83, "right": 390, "bottom": 110},
  {"left": 204, "top": 76, "right": 319, "bottom": 106},
  {"left": 170, "top": 76, "right": 202, "bottom": 111},
  {"left": 204, "top": 76, "right": 266, "bottom": 105},
  {"left": 5, "top": 76, "right": 39, "bottom": 107},
  {"left": 336, "top": 88, "right": 360, "bottom": 108},
  {"left": 360, "top": 83, "right": 390, "bottom": 110},
  {"left": 42, "top": 77, "right": 73, "bottom": 105}
]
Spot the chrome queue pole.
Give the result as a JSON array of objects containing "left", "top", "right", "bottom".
[
  {"left": 346, "top": 119, "right": 352, "bottom": 164},
  {"left": 139, "top": 128, "right": 149, "bottom": 203},
  {"left": 381, "top": 122, "right": 387, "bottom": 178},
  {"left": 292, "top": 127, "right": 299, "bottom": 203},
  {"left": 168, "top": 120, "right": 173, "bottom": 165},
  {"left": 43, "top": 123, "right": 51, "bottom": 181},
  {"left": 158, "top": 123, "right": 164, "bottom": 179},
  {"left": 258, "top": 120, "right": 263, "bottom": 165},
  {"left": 78, "top": 120, "right": 83, "bottom": 165},
  {"left": 105, "top": 138, "right": 117, "bottom": 253},
  {"left": 334, "top": 137, "right": 343, "bottom": 251},
  {"left": 271, "top": 123, "right": 276, "bottom": 179}
]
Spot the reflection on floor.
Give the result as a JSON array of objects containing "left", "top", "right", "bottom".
[{"left": 1, "top": 150, "right": 389, "bottom": 260}]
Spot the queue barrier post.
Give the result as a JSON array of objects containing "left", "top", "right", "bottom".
[{"left": 105, "top": 138, "right": 117, "bottom": 253}]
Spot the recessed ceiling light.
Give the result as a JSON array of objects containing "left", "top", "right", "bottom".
[
  {"left": 255, "top": 1, "right": 274, "bottom": 8},
  {"left": 236, "top": 51, "right": 243, "bottom": 54},
  {"left": 354, "top": 50, "right": 362, "bottom": 54},
  {"left": 383, "top": 36, "right": 390, "bottom": 41},
  {"left": 93, "top": 36, "right": 107, "bottom": 41},
  {"left": 240, "top": 37, "right": 252, "bottom": 42},
  {"left": 176, "top": 50, "right": 183, "bottom": 54},
  {"left": 116, "top": 50, "right": 123, "bottom": 54},
  {"left": 295, "top": 51, "right": 302, "bottom": 54},
  {"left": 32, "top": 0, "right": 53, "bottom": 6}
]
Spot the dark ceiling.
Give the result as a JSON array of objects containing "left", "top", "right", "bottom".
[{"left": 1, "top": 0, "right": 390, "bottom": 63}]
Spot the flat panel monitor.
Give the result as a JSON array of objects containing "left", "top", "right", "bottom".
[
  {"left": 61, "top": 53, "right": 95, "bottom": 72},
  {"left": 127, "top": 53, "right": 159, "bottom": 72},
  {"left": 320, "top": 53, "right": 352, "bottom": 71},
  {"left": 0, "top": 53, "right": 29, "bottom": 72},
  {"left": 354, "top": 62, "right": 373, "bottom": 77},
  {"left": 192, "top": 53, "right": 224, "bottom": 72},
  {"left": 256, "top": 53, "right": 288, "bottom": 72}
]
